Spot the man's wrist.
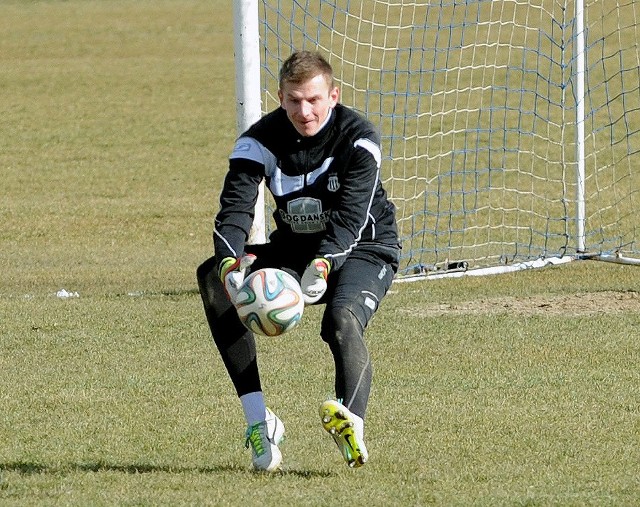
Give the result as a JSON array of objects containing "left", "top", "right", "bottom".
[
  {"left": 314, "top": 257, "right": 331, "bottom": 277},
  {"left": 218, "top": 257, "right": 237, "bottom": 280}
]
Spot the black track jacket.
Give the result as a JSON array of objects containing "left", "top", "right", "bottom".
[{"left": 213, "top": 103, "right": 400, "bottom": 272}]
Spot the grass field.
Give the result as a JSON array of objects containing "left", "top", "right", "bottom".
[{"left": 2, "top": 1, "right": 640, "bottom": 505}]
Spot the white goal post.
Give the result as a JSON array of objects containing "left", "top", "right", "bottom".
[{"left": 234, "top": 0, "right": 640, "bottom": 279}]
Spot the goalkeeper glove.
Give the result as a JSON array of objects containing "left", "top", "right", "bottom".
[
  {"left": 300, "top": 257, "right": 330, "bottom": 304},
  {"left": 218, "top": 254, "right": 256, "bottom": 303}
]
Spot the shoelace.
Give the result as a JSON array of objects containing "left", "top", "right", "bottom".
[{"left": 245, "top": 423, "right": 267, "bottom": 457}]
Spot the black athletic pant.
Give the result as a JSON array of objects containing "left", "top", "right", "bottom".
[{"left": 196, "top": 242, "right": 398, "bottom": 419}]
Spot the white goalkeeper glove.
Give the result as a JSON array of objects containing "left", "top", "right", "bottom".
[
  {"left": 300, "top": 257, "right": 330, "bottom": 305},
  {"left": 218, "top": 254, "right": 257, "bottom": 303}
]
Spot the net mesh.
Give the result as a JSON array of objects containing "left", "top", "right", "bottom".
[{"left": 257, "top": 0, "right": 640, "bottom": 275}]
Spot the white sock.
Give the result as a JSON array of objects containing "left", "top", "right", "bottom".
[{"left": 240, "top": 392, "right": 267, "bottom": 425}]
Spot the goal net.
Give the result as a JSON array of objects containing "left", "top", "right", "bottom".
[{"left": 239, "top": 0, "right": 640, "bottom": 278}]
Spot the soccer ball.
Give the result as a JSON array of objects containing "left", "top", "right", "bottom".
[{"left": 235, "top": 268, "right": 304, "bottom": 337}]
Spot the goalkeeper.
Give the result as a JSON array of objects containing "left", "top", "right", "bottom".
[{"left": 197, "top": 51, "right": 400, "bottom": 471}]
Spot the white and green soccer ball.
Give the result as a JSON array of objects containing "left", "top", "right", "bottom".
[{"left": 235, "top": 268, "right": 304, "bottom": 337}]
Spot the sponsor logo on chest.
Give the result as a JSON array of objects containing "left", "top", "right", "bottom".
[{"left": 279, "top": 197, "right": 330, "bottom": 233}]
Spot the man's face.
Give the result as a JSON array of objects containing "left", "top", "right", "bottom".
[{"left": 278, "top": 73, "right": 339, "bottom": 137}]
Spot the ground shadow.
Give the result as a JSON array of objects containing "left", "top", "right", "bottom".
[{"left": 0, "top": 461, "right": 333, "bottom": 479}]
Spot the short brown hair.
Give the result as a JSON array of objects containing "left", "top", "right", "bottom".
[{"left": 279, "top": 50, "right": 334, "bottom": 89}]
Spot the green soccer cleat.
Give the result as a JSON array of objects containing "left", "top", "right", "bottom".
[
  {"left": 245, "top": 408, "right": 285, "bottom": 472},
  {"left": 319, "top": 399, "right": 368, "bottom": 468}
]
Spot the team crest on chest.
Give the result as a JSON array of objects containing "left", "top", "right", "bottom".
[{"left": 327, "top": 174, "right": 340, "bottom": 192}]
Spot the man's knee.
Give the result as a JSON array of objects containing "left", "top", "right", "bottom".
[
  {"left": 197, "top": 255, "right": 221, "bottom": 297},
  {"left": 197, "top": 257, "right": 248, "bottom": 339},
  {"left": 320, "top": 305, "right": 363, "bottom": 346},
  {"left": 197, "top": 256, "right": 217, "bottom": 285},
  {"left": 197, "top": 257, "right": 230, "bottom": 312}
]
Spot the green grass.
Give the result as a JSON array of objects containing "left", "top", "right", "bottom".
[
  {"left": 2, "top": 266, "right": 640, "bottom": 505},
  {"left": 2, "top": 1, "right": 640, "bottom": 505}
]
